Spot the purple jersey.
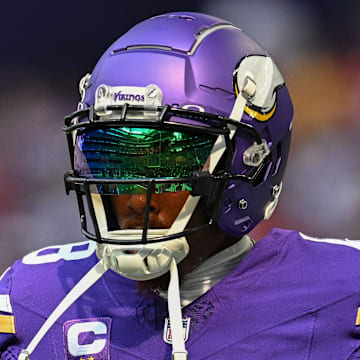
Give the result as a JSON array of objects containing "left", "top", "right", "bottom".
[{"left": 1, "top": 228, "right": 360, "bottom": 359}]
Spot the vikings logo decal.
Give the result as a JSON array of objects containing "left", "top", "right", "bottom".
[{"left": 233, "top": 55, "right": 285, "bottom": 122}]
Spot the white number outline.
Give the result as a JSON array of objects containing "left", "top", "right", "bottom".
[{"left": 22, "top": 241, "right": 96, "bottom": 265}]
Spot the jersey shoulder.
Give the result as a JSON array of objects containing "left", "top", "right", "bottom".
[
  {"left": 262, "top": 227, "right": 360, "bottom": 259},
  {"left": 254, "top": 228, "right": 360, "bottom": 291},
  {"left": 0, "top": 241, "right": 98, "bottom": 324},
  {"left": 290, "top": 230, "right": 360, "bottom": 260},
  {"left": 273, "top": 229, "right": 360, "bottom": 290}
]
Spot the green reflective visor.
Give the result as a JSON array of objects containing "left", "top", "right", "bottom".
[{"left": 74, "top": 127, "right": 216, "bottom": 194}]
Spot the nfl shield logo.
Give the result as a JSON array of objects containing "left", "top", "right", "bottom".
[{"left": 163, "top": 318, "right": 190, "bottom": 344}]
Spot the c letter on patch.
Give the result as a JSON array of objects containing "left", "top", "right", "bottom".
[{"left": 64, "top": 318, "right": 111, "bottom": 360}]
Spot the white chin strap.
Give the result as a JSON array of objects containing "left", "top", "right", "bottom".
[{"left": 168, "top": 258, "right": 188, "bottom": 360}]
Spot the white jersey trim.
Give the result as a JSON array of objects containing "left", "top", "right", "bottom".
[
  {"left": 0, "top": 294, "right": 13, "bottom": 314},
  {"left": 0, "top": 267, "right": 10, "bottom": 283},
  {"left": 300, "top": 232, "right": 360, "bottom": 251}
]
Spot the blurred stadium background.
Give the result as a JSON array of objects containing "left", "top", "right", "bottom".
[{"left": 1, "top": 0, "right": 359, "bottom": 273}]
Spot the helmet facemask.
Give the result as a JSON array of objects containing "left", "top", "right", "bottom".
[
  {"left": 64, "top": 96, "right": 266, "bottom": 246},
  {"left": 73, "top": 125, "right": 217, "bottom": 241}
]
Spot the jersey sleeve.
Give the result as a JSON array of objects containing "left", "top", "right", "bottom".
[{"left": 0, "top": 267, "right": 18, "bottom": 354}]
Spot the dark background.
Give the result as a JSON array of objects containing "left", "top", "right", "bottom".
[{"left": 1, "top": 0, "right": 359, "bottom": 272}]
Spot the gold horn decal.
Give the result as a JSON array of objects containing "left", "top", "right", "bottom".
[
  {"left": 233, "top": 55, "right": 285, "bottom": 123},
  {"left": 244, "top": 101, "right": 277, "bottom": 122}
]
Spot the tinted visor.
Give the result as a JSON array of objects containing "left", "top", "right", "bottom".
[{"left": 74, "top": 127, "right": 216, "bottom": 194}]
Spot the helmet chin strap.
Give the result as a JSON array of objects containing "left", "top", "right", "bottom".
[{"left": 168, "top": 258, "right": 188, "bottom": 360}]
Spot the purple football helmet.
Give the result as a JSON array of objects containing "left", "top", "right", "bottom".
[{"left": 63, "top": 12, "right": 293, "bottom": 245}]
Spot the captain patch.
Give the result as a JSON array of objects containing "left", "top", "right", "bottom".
[{"left": 64, "top": 318, "right": 111, "bottom": 360}]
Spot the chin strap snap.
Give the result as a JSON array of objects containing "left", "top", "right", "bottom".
[
  {"left": 17, "top": 350, "right": 30, "bottom": 360},
  {"left": 168, "top": 258, "right": 188, "bottom": 360}
]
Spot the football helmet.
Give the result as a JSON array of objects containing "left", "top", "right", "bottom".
[{"left": 63, "top": 11, "right": 293, "bottom": 259}]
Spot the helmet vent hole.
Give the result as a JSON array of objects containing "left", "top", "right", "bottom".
[
  {"left": 272, "top": 156, "right": 282, "bottom": 176},
  {"left": 253, "top": 161, "right": 272, "bottom": 187},
  {"left": 168, "top": 14, "right": 195, "bottom": 21},
  {"left": 178, "top": 15, "right": 195, "bottom": 21},
  {"left": 272, "top": 142, "right": 282, "bottom": 176}
]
